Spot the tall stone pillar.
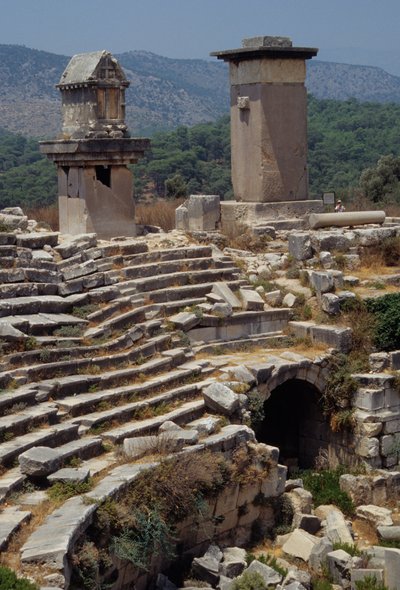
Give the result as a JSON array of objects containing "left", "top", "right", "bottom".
[
  {"left": 40, "top": 50, "right": 149, "bottom": 239},
  {"left": 211, "top": 36, "right": 318, "bottom": 204}
]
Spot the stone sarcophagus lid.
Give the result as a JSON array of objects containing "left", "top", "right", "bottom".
[
  {"left": 41, "top": 51, "right": 149, "bottom": 239},
  {"left": 57, "top": 50, "right": 130, "bottom": 140}
]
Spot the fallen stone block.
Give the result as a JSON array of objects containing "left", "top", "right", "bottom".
[
  {"left": 239, "top": 289, "right": 265, "bottom": 311},
  {"left": 169, "top": 311, "right": 200, "bottom": 331},
  {"left": 211, "top": 283, "right": 241, "bottom": 309},
  {"left": 243, "top": 559, "right": 282, "bottom": 586},
  {"left": 377, "top": 526, "right": 400, "bottom": 541},
  {"left": 292, "top": 513, "right": 321, "bottom": 534},
  {"left": 203, "top": 382, "right": 240, "bottom": 416},
  {"left": 47, "top": 468, "right": 90, "bottom": 484},
  {"left": 288, "top": 232, "right": 312, "bottom": 261},
  {"left": 192, "top": 544, "right": 222, "bottom": 585},
  {"left": 309, "top": 536, "right": 333, "bottom": 573},
  {"left": 384, "top": 547, "right": 400, "bottom": 590},
  {"left": 326, "top": 549, "right": 352, "bottom": 585},
  {"left": 282, "top": 529, "right": 319, "bottom": 561},
  {"left": 326, "top": 508, "right": 354, "bottom": 545},
  {"left": 19, "top": 447, "right": 61, "bottom": 477},
  {"left": 356, "top": 505, "right": 393, "bottom": 527},
  {"left": 220, "top": 546, "right": 247, "bottom": 578}
]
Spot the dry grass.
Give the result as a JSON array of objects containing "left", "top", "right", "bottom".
[
  {"left": 26, "top": 199, "right": 183, "bottom": 233},
  {"left": 135, "top": 198, "right": 184, "bottom": 231},
  {"left": 26, "top": 204, "right": 59, "bottom": 231}
]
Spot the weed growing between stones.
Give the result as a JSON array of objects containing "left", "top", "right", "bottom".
[
  {"left": 232, "top": 570, "right": 266, "bottom": 590},
  {"left": 300, "top": 466, "right": 355, "bottom": 516},
  {"left": 321, "top": 353, "right": 359, "bottom": 432},
  {"left": 246, "top": 552, "right": 288, "bottom": 577},
  {"left": 0, "top": 565, "right": 39, "bottom": 590},
  {"left": 365, "top": 292, "right": 400, "bottom": 351},
  {"left": 111, "top": 510, "right": 176, "bottom": 572},
  {"left": 355, "top": 576, "right": 390, "bottom": 590},
  {"left": 312, "top": 577, "right": 333, "bottom": 590},
  {"left": 53, "top": 324, "right": 84, "bottom": 338},
  {"left": 72, "top": 304, "right": 99, "bottom": 319},
  {"left": 47, "top": 479, "right": 93, "bottom": 504},
  {"left": 332, "top": 542, "right": 363, "bottom": 556}
]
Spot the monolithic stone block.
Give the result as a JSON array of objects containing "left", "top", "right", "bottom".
[
  {"left": 19, "top": 447, "right": 61, "bottom": 477},
  {"left": 244, "top": 560, "right": 282, "bottom": 585},
  {"left": 282, "top": 529, "right": 318, "bottom": 561},
  {"left": 356, "top": 505, "right": 393, "bottom": 527},
  {"left": 220, "top": 546, "right": 247, "bottom": 578},
  {"left": 326, "top": 508, "right": 354, "bottom": 545},
  {"left": 288, "top": 232, "right": 312, "bottom": 261},
  {"left": 383, "top": 548, "right": 400, "bottom": 590},
  {"left": 309, "top": 271, "right": 335, "bottom": 294},
  {"left": 187, "top": 195, "right": 220, "bottom": 232},
  {"left": 239, "top": 289, "right": 264, "bottom": 311},
  {"left": 202, "top": 382, "right": 240, "bottom": 416},
  {"left": 309, "top": 536, "right": 333, "bottom": 573}
]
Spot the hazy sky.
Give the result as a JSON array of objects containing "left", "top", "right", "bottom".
[{"left": 1, "top": 0, "right": 400, "bottom": 73}]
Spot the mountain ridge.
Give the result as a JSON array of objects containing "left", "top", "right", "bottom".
[{"left": 2, "top": 44, "right": 400, "bottom": 137}]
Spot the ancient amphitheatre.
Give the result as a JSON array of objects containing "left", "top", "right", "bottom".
[{"left": 0, "top": 35, "right": 400, "bottom": 590}]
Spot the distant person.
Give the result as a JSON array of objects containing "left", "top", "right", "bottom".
[{"left": 335, "top": 200, "right": 345, "bottom": 213}]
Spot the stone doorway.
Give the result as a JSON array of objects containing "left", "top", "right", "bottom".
[{"left": 257, "top": 379, "right": 330, "bottom": 471}]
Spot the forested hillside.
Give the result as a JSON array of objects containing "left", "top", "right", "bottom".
[
  {"left": 2, "top": 98, "right": 400, "bottom": 209},
  {"left": 3, "top": 44, "right": 400, "bottom": 137}
]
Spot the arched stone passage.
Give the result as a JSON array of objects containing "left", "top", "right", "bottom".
[{"left": 257, "top": 378, "right": 330, "bottom": 470}]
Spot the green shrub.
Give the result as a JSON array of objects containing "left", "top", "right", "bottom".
[
  {"left": 355, "top": 575, "right": 389, "bottom": 590},
  {"left": 380, "top": 236, "right": 400, "bottom": 267},
  {"left": 246, "top": 553, "right": 288, "bottom": 577},
  {"left": 111, "top": 509, "right": 175, "bottom": 571},
  {"left": 312, "top": 578, "right": 333, "bottom": 590},
  {"left": 322, "top": 354, "right": 359, "bottom": 431},
  {"left": 332, "top": 542, "right": 362, "bottom": 556},
  {"left": 0, "top": 566, "right": 39, "bottom": 589},
  {"left": 246, "top": 388, "right": 265, "bottom": 432},
  {"left": 301, "top": 467, "right": 354, "bottom": 516},
  {"left": 366, "top": 293, "right": 400, "bottom": 351},
  {"left": 48, "top": 479, "right": 93, "bottom": 503},
  {"left": 232, "top": 571, "right": 267, "bottom": 590}
]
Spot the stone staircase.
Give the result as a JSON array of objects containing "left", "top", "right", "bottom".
[{"left": 0, "top": 229, "right": 293, "bottom": 588}]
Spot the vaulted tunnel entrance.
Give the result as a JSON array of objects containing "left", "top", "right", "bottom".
[{"left": 257, "top": 379, "right": 330, "bottom": 471}]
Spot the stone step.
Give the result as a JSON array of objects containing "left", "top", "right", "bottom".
[
  {"left": 2, "top": 330, "right": 142, "bottom": 369},
  {"left": 0, "top": 423, "right": 79, "bottom": 467},
  {"left": 56, "top": 366, "right": 201, "bottom": 417},
  {"left": 122, "top": 245, "right": 213, "bottom": 265},
  {"left": 0, "top": 467, "right": 27, "bottom": 503},
  {"left": 0, "top": 296, "right": 74, "bottom": 317},
  {"left": 101, "top": 399, "right": 205, "bottom": 443},
  {"left": 69, "top": 381, "right": 203, "bottom": 429},
  {"left": 19, "top": 437, "right": 104, "bottom": 478},
  {"left": 4, "top": 312, "right": 88, "bottom": 336},
  {"left": 137, "top": 279, "right": 246, "bottom": 304},
  {"left": 0, "top": 505, "right": 32, "bottom": 550},
  {"left": 119, "top": 267, "right": 239, "bottom": 295},
  {"left": 0, "top": 386, "right": 38, "bottom": 415},
  {"left": 188, "top": 309, "right": 290, "bottom": 344},
  {"left": 193, "top": 332, "right": 288, "bottom": 353},
  {"left": 0, "top": 283, "right": 59, "bottom": 299},
  {"left": 91, "top": 305, "right": 146, "bottom": 333},
  {"left": 20, "top": 496, "right": 97, "bottom": 575},
  {"left": 0, "top": 403, "right": 59, "bottom": 440},
  {"left": 17, "top": 334, "right": 171, "bottom": 383},
  {"left": 85, "top": 296, "right": 132, "bottom": 323},
  {"left": 85, "top": 462, "right": 155, "bottom": 503},
  {"left": 120, "top": 256, "right": 214, "bottom": 280}
]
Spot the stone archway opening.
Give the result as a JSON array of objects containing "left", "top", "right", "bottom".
[{"left": 257, "top": 378, "right": 329, "bottom": 471}]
